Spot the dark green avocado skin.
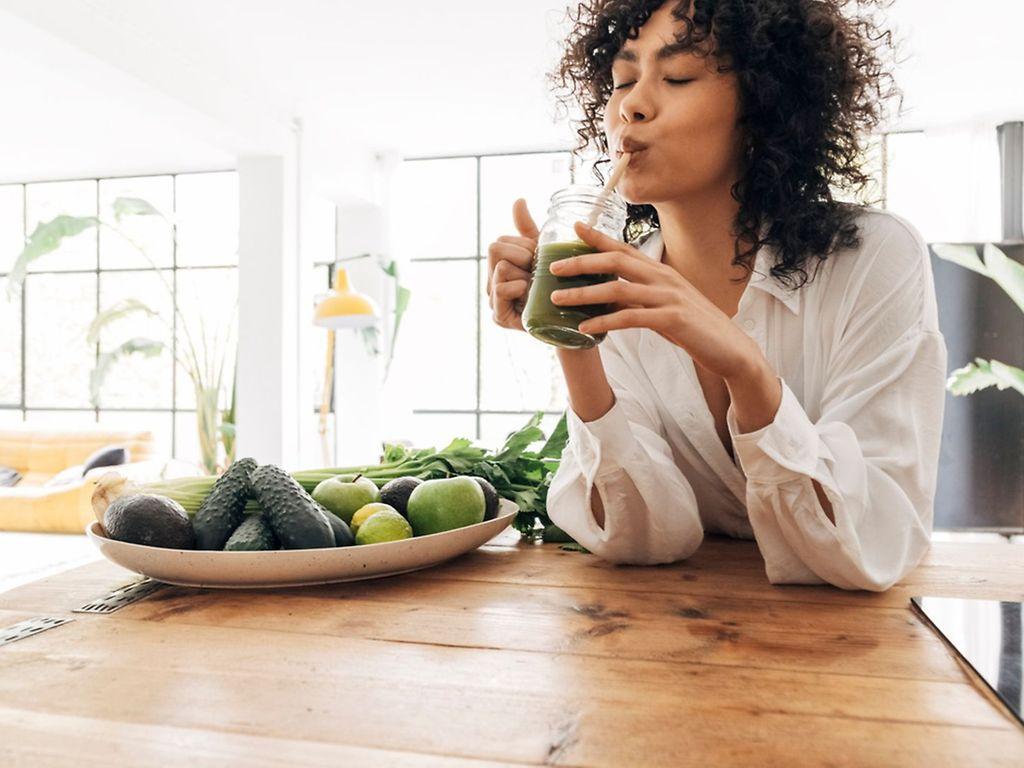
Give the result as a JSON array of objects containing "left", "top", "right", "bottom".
[
  {"left": 224, "top": 514, "right": 278, "bottom": 551},
  {"left": 104, "top": 494, "right": 196, "bottom": 550},
  {"left": 473, "top": 477, "right": 500, "bottom": 521},
  {"left": 321, "top": 507, "right": 355, "bottom": 547},
  {"left": 379, "top": 476, "right": 423, "bottom": 518},
  {"left": 251, "top": 465, "right": 336, "bottom": 549},
  {"left": 193, "top": 457, "right": 258, "bottom": 550}
]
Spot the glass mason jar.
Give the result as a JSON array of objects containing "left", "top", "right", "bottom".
[{"left": 521, "top": 185, "right": 628, "bottom": 349}]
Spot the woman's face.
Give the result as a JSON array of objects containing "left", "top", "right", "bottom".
[{"left": 603, "top": 3, "right": 744, "bottom": 205}]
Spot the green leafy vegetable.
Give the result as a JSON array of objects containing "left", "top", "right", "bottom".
[{"left": 142, "top": 411, "right": 572, "bottom": 540}]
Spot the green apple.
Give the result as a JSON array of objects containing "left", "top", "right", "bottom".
[
  {"left": 354, "top": 509, "right": 413, "bottom": 545},
  {"left": 350, "top": 502, "right": 398, "bottom": 536},
  {"left": 406, "top": 476, "right": 485, "bottom": 536},
  {"left": 312, "top": 477, "right": 379, "bottom": 524}
]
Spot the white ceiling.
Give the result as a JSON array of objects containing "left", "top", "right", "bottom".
[{"left": 0, "top": 0, "right": 1021, "bottom": 189}]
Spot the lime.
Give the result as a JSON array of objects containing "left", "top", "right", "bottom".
[
  {"left": 354, "top": 509, "right": 414, "bottom": 545},
  {"left": 351, "top": 502, "right": 399, "bottom": 536}
]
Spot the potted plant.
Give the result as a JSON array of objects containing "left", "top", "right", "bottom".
[{"left": 932, "top": 243, "right": 1024, "bottom": 398}]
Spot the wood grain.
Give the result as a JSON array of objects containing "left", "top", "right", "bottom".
[{"left": 0, "top": 535, "right": 1021, "bottom": 767}]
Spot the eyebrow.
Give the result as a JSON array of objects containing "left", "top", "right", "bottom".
[{"left": 614, "top": 41, "right": 690, "bottom": 63}]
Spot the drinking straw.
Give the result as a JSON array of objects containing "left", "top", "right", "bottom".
[{"left": 585, "top": 152, "right": 631, "bottom": 228}]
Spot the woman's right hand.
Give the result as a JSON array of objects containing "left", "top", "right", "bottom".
[{"left": 486, "top": 198, "right": 539, "bottom": 332}]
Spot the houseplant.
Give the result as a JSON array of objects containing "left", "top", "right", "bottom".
[
  {"left": 932, "top": 243, "right": 1024, "bottom": 398},
  {"left": 6, "top": 197, "right": 410, "bottom": 474}
]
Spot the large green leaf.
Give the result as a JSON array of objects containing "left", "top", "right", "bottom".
[
  {"left": 982, "top": 243, "right": 1024, "bottom": 314},
  {"left": 6, "top": 215, "right": 100, "bottom": 298},
  {"left": 947, "top": 358, "right": 1024, "bottom": 397},
  {"left": 931, "top": 243, "right": 989, "bottom": 277},
  {"left": 87, "top": 298, "right": 158, "bottom": 345},
  {"left": 538, "top": 412, "right": 569, "bottom": 459},
  {"left": 112, "top": 196, "right": 163, "bottom": 222},
  {"left": 90, "top": 337, "right": 165, "bottom": 407},
  {"left": 493, "top": 412, "right": 546, "bottom": 464}
]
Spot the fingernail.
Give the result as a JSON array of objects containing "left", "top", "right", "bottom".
[{"left": 551, "top": 290, "right": 564, "bottom": 302}]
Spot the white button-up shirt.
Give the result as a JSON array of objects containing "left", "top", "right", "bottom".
[{"left": 547, "top": 208, "right": 949, "bottom": 591}]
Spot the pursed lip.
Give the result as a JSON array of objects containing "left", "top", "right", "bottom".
[{"left": 616, "top": 137, "right": 650, "bottom": 157}]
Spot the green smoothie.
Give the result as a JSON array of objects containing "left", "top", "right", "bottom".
[{"left": 522, "top": 239, "right": 615, "bottom": 348}]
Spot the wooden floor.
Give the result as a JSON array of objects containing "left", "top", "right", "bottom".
[{"left": 0, "top": 531, "right": 1021, "bottom": 767}]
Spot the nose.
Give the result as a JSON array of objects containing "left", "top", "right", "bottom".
[{"left": 618, "top": 76, "right": 655, "bottom": 124}]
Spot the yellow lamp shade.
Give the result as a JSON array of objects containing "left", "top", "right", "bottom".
[{"left": 314, "top": 267, "right": 380, "bottom": 329}]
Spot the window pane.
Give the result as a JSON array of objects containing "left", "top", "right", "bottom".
[
  {"left": 24, "top": 180, "right": 98, "bottom": 273},
  {"left": 0, "top": 409, "right": 24, "bottom": 426},
  {"left": 97, "top": 410, "right": 174, "bottom": 459},
  {"left": 175, "top": 172, "right": 238, "bottom": 267},
  {"left": 23, "top": 410, "right": 97, "bottom": 428},
  {"left": 99, "top": 176, "right": 174, "bottom": 269},
  {"left": 0, "top": 292, "right": 20, "bottom": 404},
  {"left": 0, "top": 184, "right": 24, "bottom": 275},
  {"left": 174, "top": 410, "right": 202, "bottom": 466},
  {"left": 479, "top": 267, "right": 567, "bottom": 411},
  {"left": 24, "top": 273, "right": 96, "bottom": 408},
  {"left": 96, "top": 271, "right": 174, "bottom": 409},
  {"left": 392, "top": 158, "right": 477, "bottom": 259},
  {"left": 387, "top": 260, "right": 477, "bottom": 411},
  {"left": 174, "top": 267, "right": 238, "bottom": 410},
  {"left": 479, "top": 412, "right": 564, "bottom": 453},
  {"left": 885, "top": 130, "right": 1001, "bottom": 242},
  {"left": 479, "top": 153, "right": 572, "bottom": 250},
  {"left": 385, "top": 413, "right": 477, "bottom": 451}
]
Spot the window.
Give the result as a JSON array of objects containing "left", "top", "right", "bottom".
[
  {"left": 386, "top": 150, "right": 586, "bottom": 451},
  {"left": 384, "top": 134, "right": 984, "bottom": 452},
  {"left": 0, "top": 171, "right": 239, "bottom": 464}
]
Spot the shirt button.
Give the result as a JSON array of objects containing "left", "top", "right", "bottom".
[{"left": 742, "top": 318, "right": 756, "bottom": 331}]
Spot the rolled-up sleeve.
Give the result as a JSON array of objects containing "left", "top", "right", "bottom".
[
  {"left": 726, "top": 222, "right": 948, "bottom": 591},
  {"left": 547, "top": 336, "right": 704, "bottom": 565}
]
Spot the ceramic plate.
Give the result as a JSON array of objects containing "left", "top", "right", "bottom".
[{"left": 86, "top": 499, "right": 518, "bottom": 588}]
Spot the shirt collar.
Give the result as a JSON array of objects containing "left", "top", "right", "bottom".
[{"left": 639, "top": 229, "right": 801, "bottom": 317}]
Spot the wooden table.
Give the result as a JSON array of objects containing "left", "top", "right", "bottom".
[{"left": 0, "top": 531, "right": 1021, "bottom": 767}]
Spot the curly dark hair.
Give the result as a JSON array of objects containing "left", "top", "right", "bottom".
[{"left": 553, "top": 0, "right": 899, "bottom": 289}]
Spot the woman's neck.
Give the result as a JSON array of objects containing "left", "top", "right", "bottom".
[{"left": 654, "top": 185, "right": 751, "bottom": 314}]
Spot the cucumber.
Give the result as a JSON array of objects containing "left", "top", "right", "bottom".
[
  {"left": 224, "top": 514, "right": 278, "bottom": 551},
  {"left": 252, "top": 464, "right": 335, "bottom": 549},
  {"left": 193, "top": 457, "right": 258, "bottom": 550}
]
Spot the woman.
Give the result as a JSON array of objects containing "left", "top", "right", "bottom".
[{"left": 485, "top": 0, "right": 948, "bottom": 591}]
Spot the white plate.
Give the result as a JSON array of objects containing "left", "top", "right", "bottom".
[{"left": 86, "top": 499, "right": 518, "bottom": 588}]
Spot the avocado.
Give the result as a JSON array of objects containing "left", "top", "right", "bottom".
[
  {"left": 224, "top": 514, "right": 277, "bottom": 551},
  {"left": 193, "top": 457, "right": 258, "bottom": 550},
  {"left": 473, "top": 477, "right": 500, "bottom": 521},
  {"left": 321, "top": 507, "right": 355, "bottom": 547},
  {"left": 378, "top": 476, "right": 423, "bottom": 518},
  {"left": 251, "top": 464, "right": 336, "bottom": 549},
  {"left": 104, "top": 494, "right": 195, "bottom": 549}
]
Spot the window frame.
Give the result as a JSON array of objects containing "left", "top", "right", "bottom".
[{"left": 0, "top": 168, "right": 237, "bottom": 460}]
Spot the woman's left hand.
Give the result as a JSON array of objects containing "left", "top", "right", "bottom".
[{"left": 549, "top": 221, "right": 762, "bottom": 382}]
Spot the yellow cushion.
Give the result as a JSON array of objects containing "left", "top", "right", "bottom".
[
  {"left": 0, "top": 479, "right": 96, "bottom": 533},
  {"left": 0, "top": 426, "right": 155, "bottom": 476},
  {"left": 0, "top": 427, "right": 160, "bottom": 533}
]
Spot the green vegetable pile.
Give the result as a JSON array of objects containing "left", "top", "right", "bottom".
[{"left": 143, "top": 412, "right": 576, "bottom": 543}]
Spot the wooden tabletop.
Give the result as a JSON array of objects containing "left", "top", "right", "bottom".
[{"left": 0, "top": 531, "right": 1021, "bottom": 767}]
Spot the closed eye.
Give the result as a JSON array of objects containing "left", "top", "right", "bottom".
[{"left": 613, "top": 78, "right": 694, "bottom": 90}]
